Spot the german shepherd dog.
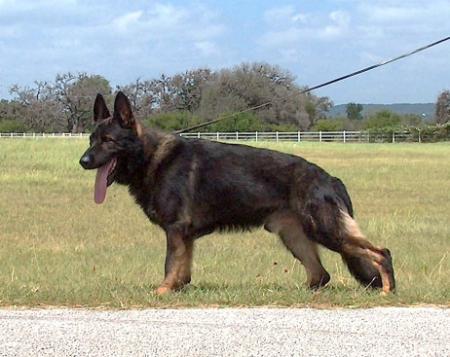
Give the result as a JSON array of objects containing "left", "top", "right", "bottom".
[{"left": 80, "top": 92, "right": 395, "bottom": 295}]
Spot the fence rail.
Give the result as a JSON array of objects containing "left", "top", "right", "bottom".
[{"left": 0, "top": 130, "right": 426, "bottom": 143}]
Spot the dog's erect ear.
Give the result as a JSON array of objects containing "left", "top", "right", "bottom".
[
  {"left": 114, "top": 91, "right": 134, "bottom": 128},
  {"left": 93, "top": 93, "right": 111, "bottom": 122},
  {"left": 113, "top": 91, "right": 143, "bottom": 136}
]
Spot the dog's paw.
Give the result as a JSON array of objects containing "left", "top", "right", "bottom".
[{"left": 155, "top": 286, "right": 172, "bottom": 296}]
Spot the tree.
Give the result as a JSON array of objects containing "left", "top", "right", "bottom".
[
  {"left": 0, "top": 98, "right": 27, "bottom": 132},
  {"left": 363, "top": 110, "right": 401, "bottom": 130},
  {"left": 4, "top": 63, "right": 334, "bottom": 132},
  {"left": 9, "top": 73, "right": 112, "bottom": 132},
  {"left": 118, "top": 78, "right": 157, "bottom": 119},
  {"left": 346, "top": 103, "right": 363, "bottom": 120},
  {"left": 196, "top": 62, "right": 331, "bottom": 130},
  {"left": 9, "top": 81, "right": 63, "bottom": 132},
  {"left": 0, "top": 99, "right": 23, "bottom": 125},
  {"left": 170, "top": 69, "right": 213, "bottom": 112},
  {"left": 120, "top": 69, "right": 214, "bottom": 120},
  {"left": 435, "top": 90, "right": 450, "bottom": 124},
  {"left": 54, "top": 73, "right": 111, "bottom": 132}
]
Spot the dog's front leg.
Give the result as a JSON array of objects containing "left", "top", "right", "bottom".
[{"left": 156, "top": 228, "right": 194, "bottom": 295}]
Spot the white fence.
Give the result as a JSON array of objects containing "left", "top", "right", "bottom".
[
  {"left": 178, "top": 131, "right": 417, "bottom": 143},
  {"left": 0, "top": 131, "right": 420, "bottom": 143},
  {"left": 0, "top": 132, "right": 88, "bottom": 139}
]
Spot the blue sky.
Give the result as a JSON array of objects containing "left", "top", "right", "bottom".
[{"left": 0, "top": 0, "right": 449, "bottom": 104}]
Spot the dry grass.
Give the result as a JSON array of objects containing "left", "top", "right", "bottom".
[{"left": 0, "top": 139, "right": 448, "bottom": 308}]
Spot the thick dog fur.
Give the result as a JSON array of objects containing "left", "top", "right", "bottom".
[{"left": 80, "top": 92, "right": 396, "bottom": 294}]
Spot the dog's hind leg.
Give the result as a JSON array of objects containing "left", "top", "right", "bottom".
[
  {"left": 156, "top": 228, "right": 194, "bottom": 295},
  {"left": 265, "top": 211, "right": 330, "bottom": 289},
  {"left": 339, "top": 211, "right": 395, "bottom": 294}
]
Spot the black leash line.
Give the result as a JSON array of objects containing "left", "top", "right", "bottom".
[
  {"left": 304, "top": 36, "right": 450, "bottom": 93},
  {"left": 175, "top": 36, "right": 450, "bottom": 134}
]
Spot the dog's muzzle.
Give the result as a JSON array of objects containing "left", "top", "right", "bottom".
[{"left": 79, "top": 153, "right": 94, "bottom": 169}]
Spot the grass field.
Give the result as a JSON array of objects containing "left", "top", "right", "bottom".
[{"left": 0, "top": 139, "right": 449, "bottom": 308}]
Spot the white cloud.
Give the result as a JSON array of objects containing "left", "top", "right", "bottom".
[
  {"left": 358, "top": 0, "right": 450, "bottom": 33},
  {"left": 260, "top": 6, "right": 351, "bottom": 56},
  {"left": 109, "top": 3, "right": 224, "bottom": 42},
  {"left": 194, "top": 41, "right": 220, "bottom": 57},
  {"left": 264, "top": 6, "right": 309, "bottom": 27},
  {"left": 112, "top": 11, "right": 143, "bottom": 32},
  {"left": 319, "top": 10, "right": 350, "bottom": 39},
  {"left": 1, "top": 0, "right": 448, "bottom": 103},
  {"left": 0, "top": 0, "right": 77, "bottom": 11},
  {"left": 146, "top": 3, "right": 188, "bottom": 30},
  {"left": 0, "top": 1, "right": 229, "bottom": 98}
]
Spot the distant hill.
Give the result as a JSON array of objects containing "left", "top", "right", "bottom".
[{"left": 329, "top": 103, "right": 435, "bottom": 120}]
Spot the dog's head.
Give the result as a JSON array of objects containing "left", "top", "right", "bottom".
[{"left": 79, "top": 91, "right": 143, "bottom": 204}]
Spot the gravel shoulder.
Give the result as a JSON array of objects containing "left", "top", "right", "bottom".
[{"left": 0, "top": 307, "right": 448, "bottom": 356}]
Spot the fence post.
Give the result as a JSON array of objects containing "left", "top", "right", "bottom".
[
  {"left": 236, "top": 131, "right": 239, "bottom": 140},
  {"left": 392, "top": 132, "right": 395, "bottom": 143},
  {"left": 297, "top": 131, "right": 300, "bottom": 142},
  {"left": 319, "top": 131, "right": 322, "bottom": 142},
  {"left": 418, "top": 129, "right": 421, "bottom": 143},
  {"left": 197, "top": 132, "right": 200, "bottom": 139},
  {"left": 276, "top": 131, "right": 279, "bottom": 142},
  {"left": 216, "top": 132, "right": 219, "bottom": 141},
  {"left": 255, "top": 131, "right": 258, "bottom": 142},
  {"left": 343, "top": 130, "right": 346, "bottom": 143}
]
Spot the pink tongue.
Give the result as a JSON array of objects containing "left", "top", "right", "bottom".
[{"left": 94, "top": 159, "right": 115, "bottom": 204}]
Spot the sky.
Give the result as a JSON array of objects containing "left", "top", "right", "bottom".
[{"left": 0, "top": 0, "right": 449, "bottom": 104}]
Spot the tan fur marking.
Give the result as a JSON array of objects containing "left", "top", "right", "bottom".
[
  {"left": 155, "top": 286, "right": 171, "bottom": 295},
  {"left": 341, "top": 210, "right": 366, "bottom": 241},
  {"left": 176, "top": 157, "right": 198, "bottom": 225},
  {"left": 158, "top": 237, "right": 193, "bottom": 293},
  {"left": 341, "top": 210, "right": 393, "bottom": 293},
  {"left": 265, "top": 211, "right": 329, "bottom": 288},
  {"left": 373, "top": 261, "right": 391, "bottom": 293},
  {"left": 188, "top": 158, "right": 198, "bottom": 195},
  {"left": 146, "top": 134, "right": 179, "bottom": 181},
  {"left": 134, "top": 119, "right": 144, "bottom": 138}
]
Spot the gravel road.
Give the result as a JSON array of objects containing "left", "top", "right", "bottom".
[{"left": 0, "top": 307, "right": 448, "bottom": 356}]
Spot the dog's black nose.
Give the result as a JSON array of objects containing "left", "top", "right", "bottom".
[{"left": 79, "top": 154, "right": 92, "bottom": 169}]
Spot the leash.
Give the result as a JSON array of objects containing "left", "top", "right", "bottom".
[{"left": 175, "top": 36, "right": 450, "bottom": 134}]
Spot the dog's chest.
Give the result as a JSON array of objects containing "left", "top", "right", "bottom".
[{"left": 128, "top": 185, "right": 161, "bottom": 225}]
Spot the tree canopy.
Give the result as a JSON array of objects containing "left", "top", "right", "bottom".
[{"left": 1, "top": 63, "right": 331, "bottom": 132}]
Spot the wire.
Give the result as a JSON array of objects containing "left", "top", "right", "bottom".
[{"left": 175, "top": 36, "right": 450, "bottom": 134}]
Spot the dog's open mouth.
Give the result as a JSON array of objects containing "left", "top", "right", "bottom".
[{"left": 94, "top": 157, "right": 117, "bottom": 204}]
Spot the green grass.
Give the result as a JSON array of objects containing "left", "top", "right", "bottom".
[{"left": 0, "top": 139, "right": 449, "bottom": 308}]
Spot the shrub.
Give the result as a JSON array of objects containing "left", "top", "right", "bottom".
[
  {"left": 313, "top": 119, "right": 345, "bottom": 131},
  {"left": 0, "top": 119, "right": 27, "bottom": 133},
  {"left": 207, "top": 112, "right": 264, "bottom": 132},
  {"left": 144, "top": 111, "right": 194, "bottom": 131},
  {"left": 363, "top": 110, "right": 402, "bottom": 131}
]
